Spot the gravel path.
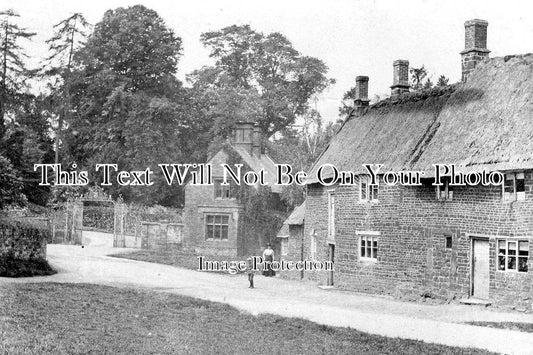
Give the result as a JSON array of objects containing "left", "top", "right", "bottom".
[{"left": 2, "top": 231, "right": 533, "bottom": 354}]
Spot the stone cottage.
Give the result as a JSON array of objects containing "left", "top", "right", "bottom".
[
  {"left": 290, "top": 19, "right": 533, "bottom": 308},
  {"left": 183, "top": 122, "right": 282, "bottom": 257}
]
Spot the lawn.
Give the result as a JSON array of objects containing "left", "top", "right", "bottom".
[
  {"left": 110, "top": 249, "right": 233, "bottom": 273},
  {"left": 0, "top": 283, "right": 495, "bottom": 354}
]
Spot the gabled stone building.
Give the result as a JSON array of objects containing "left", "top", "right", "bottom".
[
  {"left": 289, "top": 19, "right": 533, "bottom": 308},
  {"left": 183, "top": 122, "right": 282, "bottom": 257}
]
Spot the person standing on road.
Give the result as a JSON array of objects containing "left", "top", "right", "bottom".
[
  {"left": 262, "top": 243, "right": 275, "bottom": 277},
  {"left": 246, "top": 257, "right": 255, "bottom": 288}
]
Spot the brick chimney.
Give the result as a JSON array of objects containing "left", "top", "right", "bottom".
[
  {"left": 461, "top": 19, "right": 490, "bottom": 82},
  {"left": 233, "top": 121, "right": 254, "bottom": 155},
  {"left": 354, "top": 76, "right": 370, "bottom": 111},
  {"left": 252, "top": 124, "right": 262, "bottom": 157},
  {"left": 390, "top": 60, "right": 410, "bottom": 97}
]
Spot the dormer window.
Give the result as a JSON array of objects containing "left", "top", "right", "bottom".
[
  {"left": 214, "top": 179, "right": 231, "bottom": 199},
  {"left": 503, "top": 172, "right": 525, "bottom": 202},
  {"left": 360, "top": 176, "right": 378, "bottom": 202}
]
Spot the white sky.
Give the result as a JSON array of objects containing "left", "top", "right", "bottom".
[{"left": 3, "top": 0, "right": 533, "bottom": 122}]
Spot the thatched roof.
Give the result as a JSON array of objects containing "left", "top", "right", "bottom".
[
  {"left": 307, "top": 54, "right": 533, "bottom": 182},
  {"left": 285, "top": 202, "right": 305, "bottom": 225}
]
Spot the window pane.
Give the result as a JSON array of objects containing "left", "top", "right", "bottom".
[
  {"left": 518, "top": 257, "right": 528, "bottom": 272},
  {"left": 498, "top": 256, "right": 506, "bottom": 270},
  {"left": 508, "top": 256, "right": 517, "bottom": 270},
  {"left": 221, "top": 225, "right": 228, "bottom": 239},
  {"left": 372, "top": 240, "right": 378, "bottom": 258},
  {"left": 519, "top": 241, "right": 529, "bottom": 256},
  {"left": 372, "top": 186, "right": 378, "bottom": 200},
  {"left": 207, "top": 215, "right": 214, "bottom": 224},
  {"left": 207, "top": 225, "right": 213, "bottom": 239},
  {"left": 508, "top": 241, "right": 517, "bottom": 255},
  {"left": 498, "top": 240, "right": 506, "bottom": 255},
  {"left": 222, "top": 215, "right": 229, "bottom": 225},
  {"left": 504, "top": 175, "right": 514, "bottom": 193},
  {"left": 366, "top": 244, "right": 372, "bottom": 258},
  {"left": 361, "top": 238, "right": 366, "bottom": 257},
  {"left": 516, "top": 178, "right": 525, "bottom": 192}
]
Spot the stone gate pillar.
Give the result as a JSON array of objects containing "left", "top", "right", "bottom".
[
  {"left": 65, "top": 200, "right": 83, "bottom": 244},
  {"left": 114, "top": 197, "right": 126, "bottom": 248}
]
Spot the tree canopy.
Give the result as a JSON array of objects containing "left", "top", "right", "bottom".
[{"left": 189, "top": 24, "right": 334, "bottom": 149}]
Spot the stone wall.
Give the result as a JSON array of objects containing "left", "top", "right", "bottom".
[
  {"left": 0, "top": 221, "right": 48, "bottom": 261},
  {"left": 141, "top": 221, "right": 184, "bottom": 250},
  {"left": 297, "top": 172, "right": 533, "bottom": 309}
]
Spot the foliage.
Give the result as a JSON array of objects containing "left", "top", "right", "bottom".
[
  {"left": 42, "top": 12, "right": 90, "bottom": 165},
  {"left": 410, "top": 65, "right": 449, "bottom": 91},
  {"left": 224, "top": 145, "right": 288, "bottom": 252},
  {"left": 188, "top": 24, "right": 334, "bottom": 152},
  {"left": 0, "top": 9, "right": 36, "bottom": 139},
  {"left": 268, "top": 117, "right": 341, "bottom": 210},
  {"left": 436, "top": 75, "right": 449, "bottom": 87},
  {"left": 2, "top": 94, "right": 55, "bottom": 205},
  {"left": 0, "top": 253, "right": 56, "bottom": 277},
  {"left": 63, "top": 5, "right": 194, "bottom": 206},
  {"left": 0, "top": 155, "right": 25, "bottom": 208}
]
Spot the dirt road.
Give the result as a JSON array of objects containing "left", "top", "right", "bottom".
[{"left": 2, "top": 231, "right": 532, "bottom": 354}]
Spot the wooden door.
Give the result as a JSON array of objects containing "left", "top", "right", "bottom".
[{"left": 472, "top": 239, "right": 490, "bottom": 299}]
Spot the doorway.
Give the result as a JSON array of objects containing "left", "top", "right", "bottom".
[
  {"left": 471, "top": 238, "right": 490, "bottom": 299},
  {"left": 327, "top": 243, "right": 335, "bottom": 286}
]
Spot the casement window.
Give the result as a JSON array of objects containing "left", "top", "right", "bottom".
[
  {"left": 498, "top": 239, "right": 529, "bottom": 272},
  {"left": 280, "top": 237, "right": 288, "bottom": 256},
  {"left": 205, "top": 215, "right": 229, "bottom": 240},
  {"left": 436, "top": 177, "right": 453, "bottom": 201},
  {"left": 214, "top": 179, "right": 231, "bottom": 199},
  {"left": 327, "top": 191, "right": 335, "bottom": 239},
  {"left": 360, "top": 176, "right": 378, "bottom": 202},
  {"left": 445, "top": 235, "right": 453, "bottom": 249},
  {"left": 503, "top": 172, "right": 525, "bottom": 202},
  {"left": 359, "top": 235, "right": 378, "bottom": 260}
]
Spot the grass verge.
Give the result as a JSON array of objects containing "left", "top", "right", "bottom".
[
  {"left": 0, "top": 282, "right": 495, "bottom": 354},
  {"left": 466, "top": 321, "right": 533, "bottom": 333}
]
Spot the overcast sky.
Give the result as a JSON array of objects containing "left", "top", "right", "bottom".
[{"left": 4, "top": 0, "right": 533, "bottom": 122}]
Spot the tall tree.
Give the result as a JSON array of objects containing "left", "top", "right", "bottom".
[
  {"left": 189, "top": 25, "right": 334, "bottom": 147},
  {"left": 65, "top": 5, "right": 192, "bottom": 206},
  {"left": 0, "top": 9, "right": 35, "bottom": 140},
  {"left": 43, "top": 12, "right": 90, "bottom": 165}
]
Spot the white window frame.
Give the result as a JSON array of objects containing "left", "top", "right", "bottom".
[
  {"left": 214, "top": 178, "right": 232, "bottom": 199},
  {"left": 502, "top": 172, "right": 525, "bottom": 202},
  {"left": 205, "top": 214, "right": 230, "bottom": 240},
  {"left": 279, "top": 236, "right": 289, "bottom": 256},
  {"left": 356, "top": 231, "right": 379, "bottom": 262},
  {"left": 310, "top": 229, "right": 317, "bottom": 260},
  {"left": 359, "top": 176, "right": 378, "bottom": 203},
  {"left": 436, "top": 177, "right": 453, "bottom": 201},
  {"left": 327, "top": 190, "right": 335, "bottom": 240},
  {"left": 497, "top": 238, "right": 529, "bottom": 273}
]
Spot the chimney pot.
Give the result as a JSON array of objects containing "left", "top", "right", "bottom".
[
  {"left": 390, "top": 60, "right": 410, "bottom": 97},
  {"left": 461, "top": 19, "right": 490, "bottom": 82},
  {"left": 354, "top": 76, "right": 370, "bottom": 112}
]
